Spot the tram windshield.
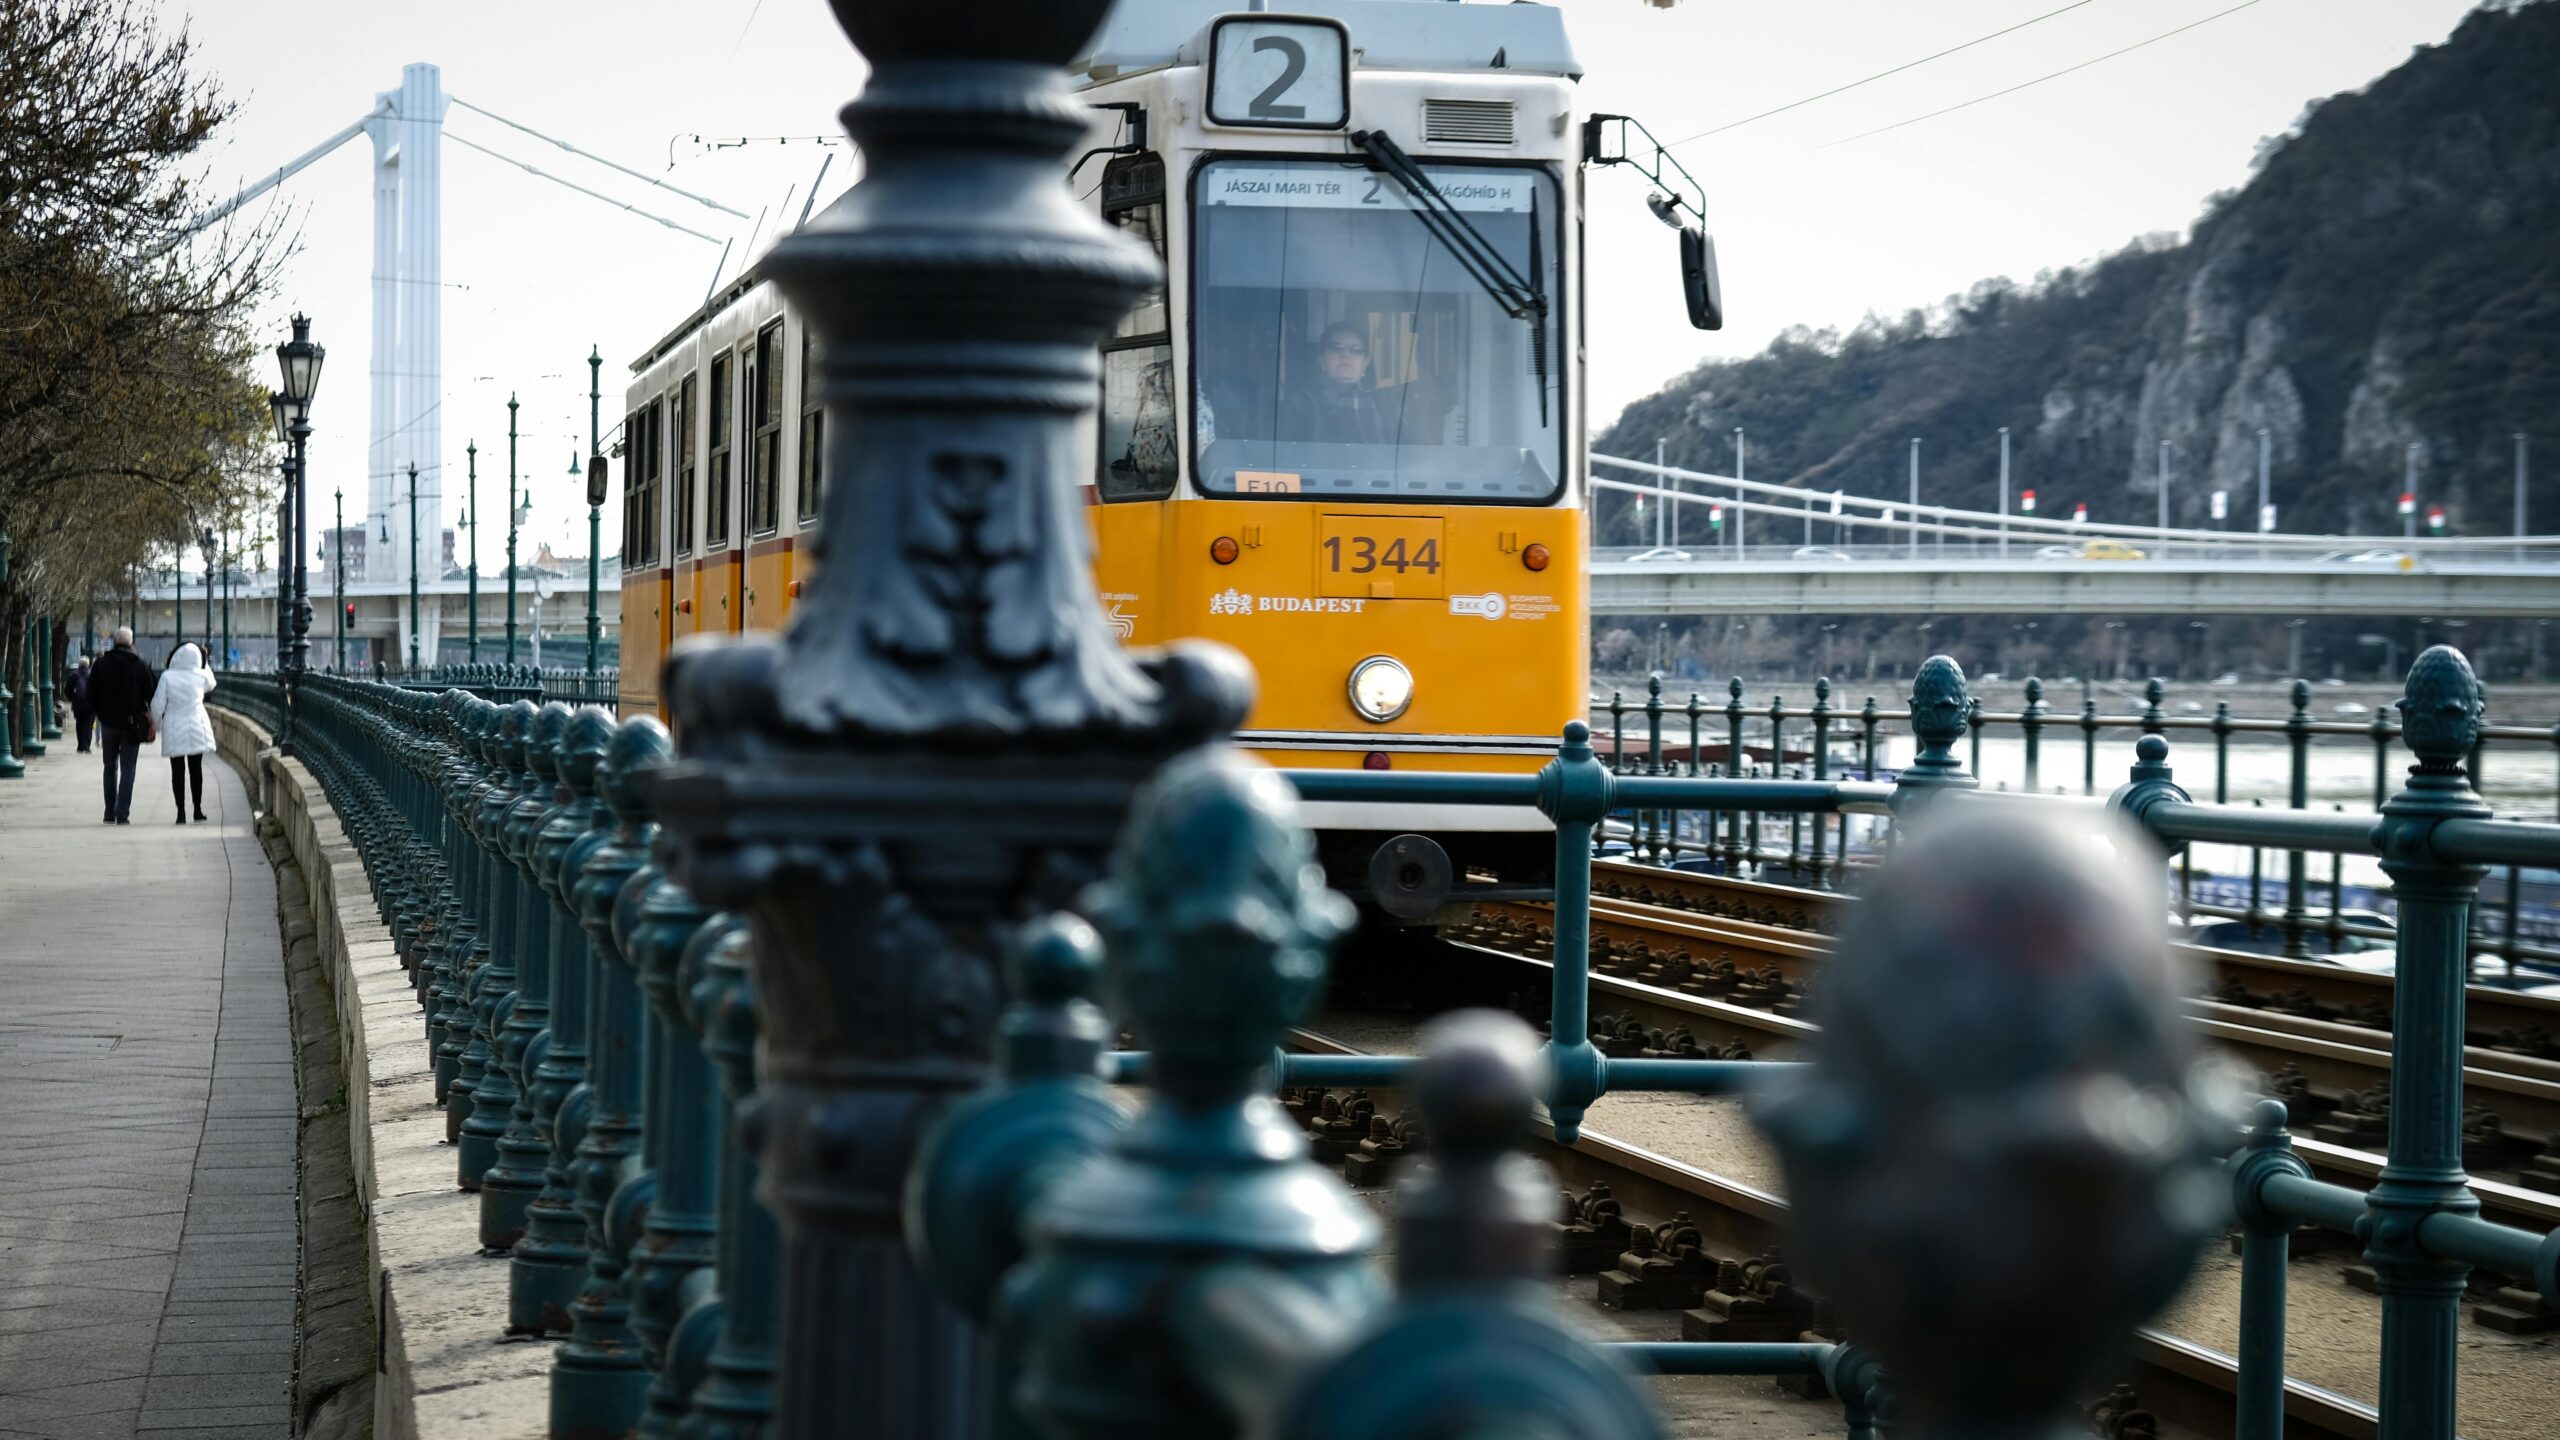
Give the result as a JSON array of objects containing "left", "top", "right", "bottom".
[{"left": 1188, "top": 157, "right": 1564, "bottom": 503}]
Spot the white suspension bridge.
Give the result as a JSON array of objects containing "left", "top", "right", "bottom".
[{"left": 1587, "top": 456, "right": 2560, "bottom": 617}]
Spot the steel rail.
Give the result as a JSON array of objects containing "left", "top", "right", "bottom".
[
  {"left": 1446, "top": 918, "right": 2560, "bottom": 1204},
  {"left": 1281, "top": 1027, "right": 2384, "bottom": 1440},
  {"left": 1586, "top": 858, "right": 2560, "bottom": 1045}
]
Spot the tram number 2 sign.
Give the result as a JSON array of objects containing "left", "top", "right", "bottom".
[{"left": 1207, "top": 16, "right": 1351, "bottom": 131}]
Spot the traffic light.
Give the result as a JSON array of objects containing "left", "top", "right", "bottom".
[{"left": 343, "top": 601, "right": 356, "bottom": 623}]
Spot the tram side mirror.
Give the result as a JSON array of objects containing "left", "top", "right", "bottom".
[
  {"left": 1681, "top": 225, "right": 1723, "bottom": 331},
  {"left": 586, "top": 454, "right": 610, "bottom": 507}
]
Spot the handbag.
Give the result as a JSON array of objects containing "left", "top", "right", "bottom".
[{"left": 138, "top": 712, "right": 156, "bottom": 744}]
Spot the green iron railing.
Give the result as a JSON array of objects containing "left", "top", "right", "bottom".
[
  {"left": 209, "top": 643, "right": 2560, "bottom": 1440},
  {"left": 184, "top": 4, "right": 2557, "bottom": 1435},
  {"left": 1592, "top": 672, "right": 2560, "bottom": 976}
]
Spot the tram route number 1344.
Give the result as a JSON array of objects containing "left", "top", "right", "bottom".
[
  {"left": 1324, "top": 535, "right": 1440, "bottom": 575},
  {"left": 1318, "top": 515, "right": 1447, "bottom": 599}
]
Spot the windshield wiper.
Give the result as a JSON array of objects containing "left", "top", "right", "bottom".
[{"left": 1348, "top": 129, "right": 1550, "bottom": 424}]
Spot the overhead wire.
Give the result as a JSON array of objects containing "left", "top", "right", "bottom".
[
  {"left": 1669, "top": 0, "right": 2110, "bottom": 146},
  {"left": 1788, "top": 0, "right": 2272, "bottom": 156}
]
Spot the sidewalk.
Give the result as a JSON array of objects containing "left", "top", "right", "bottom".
[{"left": 0, "top": 742, "right": 297, "bottom": 1438}]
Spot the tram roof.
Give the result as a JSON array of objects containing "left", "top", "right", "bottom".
[{"left": 1075, "top": 1, "right": 1583, "bottom": 83}]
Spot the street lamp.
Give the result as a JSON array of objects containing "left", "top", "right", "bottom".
[
  {"left": 506, "top": 394, "right": 520, "bottom": 666},
  {"left": 0, "top": 532, "right": 19, "bottom": 780},
  {"left": 272, "top": 314, "right": 323, "bottom": 750},
  {"left": 199, "top": 527, "right": 216, "bottom": 661},
  {"left": 334, "top": 487, "right": 346, "bottom": 672},
  {"left": 220, "top": 520, "right": 233, "bottom": 668},
  {"left": 465, "top": 441, "right": 479, "bottom": 663},
  {"left": 586, "top": 344, "right": 605, "bottom": 676},
  {"left": 406, "top": 463, "right": 422, "bottom": 670},
  {"left": 1907, "top": 437, "right": 1921, "bottom": 560}
]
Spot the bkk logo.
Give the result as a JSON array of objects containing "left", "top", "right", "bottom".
[{"left": 1448, "top": 592, "right": 1506, "bottom": 619}]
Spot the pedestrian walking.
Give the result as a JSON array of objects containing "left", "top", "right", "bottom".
[
  {"left": 86, "top": 627, "right": 154, "bottom": 825},
  {"left": 65, "top": 655, "right": 93, "bottom": 753},
  {"left": 150, "top": 642, "right": 216, "bottom": 824}
]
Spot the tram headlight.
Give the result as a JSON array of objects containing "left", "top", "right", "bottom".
[{"left": 1348, "top": 655, "right": 1414, "bottom": 723}]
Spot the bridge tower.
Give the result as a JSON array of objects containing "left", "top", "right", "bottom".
[{"left": 364, "top": 63, "right": 447, "bottom": 665}]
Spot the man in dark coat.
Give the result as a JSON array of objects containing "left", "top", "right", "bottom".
[
  {"left": 65, "top": 655, "right": 93, "bottom": 752},
  {"left": 1277, "top": 321, "right": 1393, "bottom": 446},
  {"left": 86, "top": 628, "right": 154, "bottom": 824}
]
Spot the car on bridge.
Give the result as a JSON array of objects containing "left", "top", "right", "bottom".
[
  {"left": 2033, "top": 540, "right": 2149, "bottom": 560},
  {"left": 1626, "top": 547, "right": 1694, "bottom": 563},
  {"left": 1789, "top": 545, "right": 1852, "bottom": 562},
  {"left": 2317, "top": 548, "right": 2420, "bottom": 571}
]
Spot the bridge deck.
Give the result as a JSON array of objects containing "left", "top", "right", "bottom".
[
  {"left": 0, "top": 748, "right": 297, "bottom": 1436},
  {"left": 1591, "top": 556, "right": 2560, "bottom": 616}
]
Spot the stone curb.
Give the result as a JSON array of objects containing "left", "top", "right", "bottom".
[{"left": 213, "top": 707, "right": 546, "bottom": 1440}]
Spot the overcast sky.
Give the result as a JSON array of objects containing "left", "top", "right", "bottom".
[{"left": 163, "top": 0, "right": 2486, "bottom": 561}]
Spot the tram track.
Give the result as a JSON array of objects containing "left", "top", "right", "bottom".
[
  {"left": 1285, "top": 1025, "right": 2388, "bottom": 1440},
  {"left": 1584, "top": 859, "right": 2560, "bottom": 1050},
  {"left": 1448, "top": 863, "right": 2560, "bottom": 1190},
  {"left": 1425, "top": 932, "right": 2560, "bottom": 1229}
]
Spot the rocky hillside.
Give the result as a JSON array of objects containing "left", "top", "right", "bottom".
[{"left": 1600, "top": 0, "right": 2560, "bottom": 539}]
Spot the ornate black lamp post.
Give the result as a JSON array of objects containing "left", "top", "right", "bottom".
[
  {"left": 584, "top": 345, "right": 603, "bottom": 675},
  {"left": 506, "top": 394, "right": 521, "bottom": 667},
  {"left": 199, "top": 527, "right": 215, "bottom": 661},
  {"left": 333, "top": 488, "right": 345, "bottom": 671},
  {"left": 0, "top": 533, "right": 20, "bottom": 779},
  {"left": 648, "top": 4, "right": 1248, "bottom": 1436},
  {"left": 273, "top": 314, "right": 324, "bottom": 743},
  {"left": 466, "top": 442, "right": 479, "bottom": 663},
  {"left": 406, "top": 463, "right": 424, "bottom": 670},
  {"left": 220, "top": 521, "right": 233, "bottom": 668}
]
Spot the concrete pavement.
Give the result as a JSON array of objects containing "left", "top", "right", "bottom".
[{"left": 0, "top": 744, "right": 296, "bottom": 1438}]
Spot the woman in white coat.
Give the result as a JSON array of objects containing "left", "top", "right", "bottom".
[{"left": 150, "top": 642, "right": 218, "bottom": 824}]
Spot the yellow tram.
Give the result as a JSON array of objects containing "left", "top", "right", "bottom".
[{"left": 616, "top": 2, "right": 1719, "bottom": 912}]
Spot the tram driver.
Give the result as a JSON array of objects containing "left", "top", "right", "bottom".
[{"left": 1277, "top": 321, "right": 1393, "bottom": 446}]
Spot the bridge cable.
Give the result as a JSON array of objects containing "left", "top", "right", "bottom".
[{"left": 1668, "top": 0, "right": 2109, "bottom": 146}]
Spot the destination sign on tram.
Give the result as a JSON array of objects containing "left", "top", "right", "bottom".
[{"left": 1199, "top": 165, "right": 1538, "bottom": 214}]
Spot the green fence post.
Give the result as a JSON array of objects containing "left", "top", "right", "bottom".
[{"left": 2366, "top": 647, "right": 2492, "bottom": 1438}]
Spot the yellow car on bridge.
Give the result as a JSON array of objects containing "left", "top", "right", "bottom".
[{"left": 2080, "top": 539, "right": 2149, "bottom": 560}]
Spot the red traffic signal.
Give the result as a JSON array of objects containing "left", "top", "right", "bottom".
[{"left": 343, "top": 602, "right": 356, "bottom": 621}]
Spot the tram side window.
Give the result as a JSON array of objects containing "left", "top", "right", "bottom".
[
  {"left": 708, "top": 351, "right": 734, "bottom": 548},
  {"left": 623, "top": 399, "right": 663, "bottom": 566},
  {"left": 639, "top": 399, "right": 662, "bottom": 564},
  {"left": 1097, "top": 153, "right": 1176, "bottom": 502},
  {"left": 621, "top": 408, "right": 640, "bottom": 562},
  {"left": 674, "top": 374, "right": 698, "bottom": 556},
  {"left": 797, "top": 327, "right": 824, "bottom": 524},
  {"left": 748, "top": 321, "right": 783, "bottom": 535}
]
